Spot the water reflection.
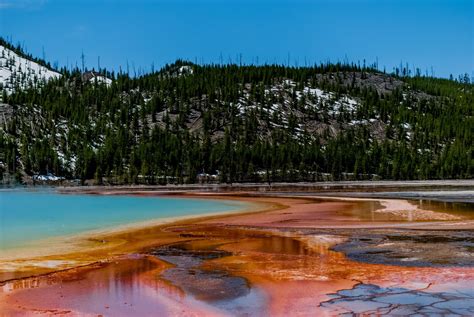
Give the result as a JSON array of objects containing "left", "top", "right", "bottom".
[
  {"left": 416, "top": 200, "right": 474, "bottom": 219},
  {"left": 1, "top": 255, "right": 221, "bottom": 316}
]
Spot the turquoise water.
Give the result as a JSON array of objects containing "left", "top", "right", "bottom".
[{"left": 0, "top": 191, "right": 247, "bottom": 250}]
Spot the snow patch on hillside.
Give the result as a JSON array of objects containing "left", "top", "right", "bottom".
[
  {"left": 86, "top": 72, "right": 112, "bottom": 86},
  {"left": 33, "top": 173, "right": 64, "bottom": 182},
  {"left": 229, "top": 79, "right": 362, "bottom": 141},
  {"left": 178, "top": 65, "right": 193, "bottom": 75},
  {"left": 295, "top": 84, "right": 359, "bottom": 113},
  {"left": 0, "top": 45, "right": 61, "bottom": 94}
]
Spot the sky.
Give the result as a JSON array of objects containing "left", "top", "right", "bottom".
[{"left": 0, "top": 0, "right": 472, "bottom": 78}]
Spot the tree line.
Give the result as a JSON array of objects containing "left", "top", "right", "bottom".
[{"left": 1, "top": 56, "right": 472, "bottom": 184}]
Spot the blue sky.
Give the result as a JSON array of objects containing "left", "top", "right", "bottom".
[{"left": 1, "top": 0, "right": 472, "bottom": 78}]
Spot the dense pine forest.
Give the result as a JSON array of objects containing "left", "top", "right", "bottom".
[{"left": 0, "top": 40, "right": 472, "bottom": 185}]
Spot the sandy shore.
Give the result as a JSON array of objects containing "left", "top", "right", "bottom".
[{"left": 1, "top": 190, "right": 473, "bottom": 316}]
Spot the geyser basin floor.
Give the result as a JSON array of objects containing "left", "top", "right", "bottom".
[{"left": 1, "top": 191, "right": 473, "bottom": 316}]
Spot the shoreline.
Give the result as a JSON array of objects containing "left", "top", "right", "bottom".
[
  {"left": 12, "top": 178, "right": 473, "bottom": 190},
  {"left": 0, "top": 192, "right": 283, "bottom": 281},
  {"left": 0, "top": 195, "right": 257, "bottom": 259}
]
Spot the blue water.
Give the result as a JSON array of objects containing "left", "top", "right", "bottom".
[{"left": 0, "top": 191, "right": 247, "bottom": 250}]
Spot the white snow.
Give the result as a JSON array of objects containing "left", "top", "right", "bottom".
[
  {"left": 230, "top": 79, "right": 361, "bottom": 140},
  {"left": 33, "top": 173, "right": 64, "bottom": 181},
  {"left": 279, "top": 80, "right": 360, "bottom": 114},
  {"left": 0, "top": 45, "right": 61, "bottom": 94},
  {"left": 349, "top": 119, "right": 369, "bottom": 126},
  {"left": 301, "top": 87, "right": 329, "bottom": 99},
  {"left": 88, "top": 73, "right": 112, "bottom": 86},
  {"left": 178, "top": 65, "right": 193, "bottom": 75}
]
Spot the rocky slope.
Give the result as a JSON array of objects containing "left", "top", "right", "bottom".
[{"left": 0, "top": 45, "right": 472, "bottom": 184}]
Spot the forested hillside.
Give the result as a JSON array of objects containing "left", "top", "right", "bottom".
[{"left": 0, "top": 41, "right": 472, "bottom": 185}]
